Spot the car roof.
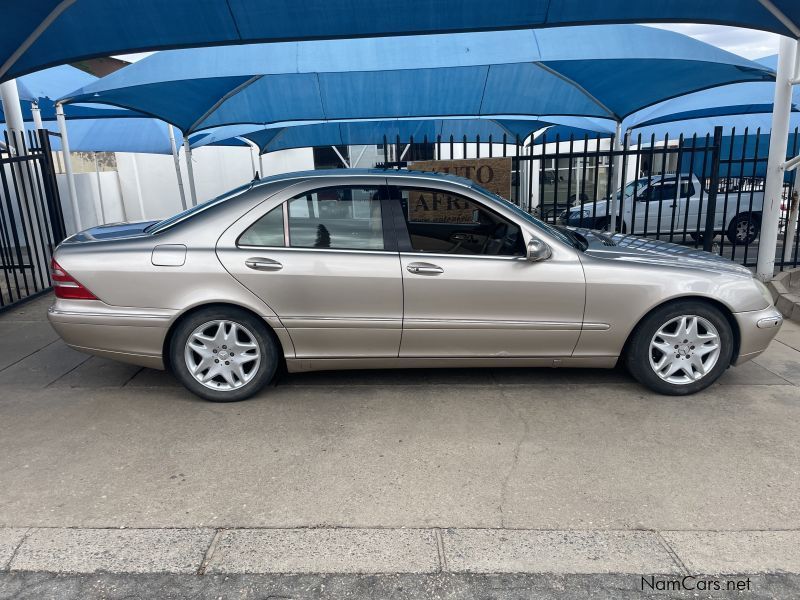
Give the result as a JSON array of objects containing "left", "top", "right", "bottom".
[{"left": 250, "top": 168, "right": 477, "bottom": 191}]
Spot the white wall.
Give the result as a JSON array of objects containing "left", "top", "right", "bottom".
[
  {"left": 260, "top": 147, "right": 315, "bottom": 177},
  {"left": 56, "top": 171, "right": 123, "bottom": 234}
]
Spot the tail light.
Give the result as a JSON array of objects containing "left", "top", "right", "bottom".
[{"left": 51, "top": 258, "right": 97, "bottom": 300}]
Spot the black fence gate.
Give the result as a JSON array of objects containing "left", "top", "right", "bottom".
[
  {"left": 0, "top": 129, "right": 67, "bottom": 310},
  {"left": 379, "top": 124, "right": 800, "bottom": 271}
]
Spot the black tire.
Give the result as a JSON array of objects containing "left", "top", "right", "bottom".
[
  {"left": 624, "top": 301, "right": 734, "bottom": 396},
  {"left": 169, "top": 306, "right": 279, "bottom": 402},
  {"left": 726, "top": 213, "right": 760, "bottom": 245},
  {"left": 594, "top": 218, "right": 608, "bottom": 232}
]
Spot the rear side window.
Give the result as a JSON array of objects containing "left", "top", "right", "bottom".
[
  {"left": 287, "top": 186, "right": 384, "bottom": 250},
  {"left": 239, "top": 204, "right": 285, "bottom": 247}
]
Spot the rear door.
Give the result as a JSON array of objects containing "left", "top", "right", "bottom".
[
  {"left": 388, "top": 181, "right": 585, "bottom": 358},
  {"left": 216, "top": 181, "right": 403, "bottom": 358}
]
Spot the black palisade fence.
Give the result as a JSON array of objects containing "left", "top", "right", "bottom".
[
  {"left": 0, "top": 129, "right": 67, "bottom": 310},
  {"left": 374, "top": 125, "right": 800, "bottom": 271}
]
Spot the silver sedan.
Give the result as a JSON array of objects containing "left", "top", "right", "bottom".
[{"left": 48, "top": 169, "right": 783, "bottom": 401}]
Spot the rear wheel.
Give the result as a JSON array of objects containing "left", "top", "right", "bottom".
[
  {"left": 170, "top": 307, "right": 278, "bottom": 402},
  {"left": 625, "top": 301, "right": 733, "bottom": 395},
  {"left": 726, "top": 213, "right": 760, "bottom": 245}
]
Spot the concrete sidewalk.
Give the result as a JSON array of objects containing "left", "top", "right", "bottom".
[
  {"left": 3, "top": 526, "right": 800, "bottom": 575},
  {"left": 1, "top": 295, "right": 800, "bottom": 597}
]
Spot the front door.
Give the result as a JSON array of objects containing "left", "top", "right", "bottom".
[
  {"left": 389, "top": 184, "right": 586, "bottom": 358},
  {"left": 217, "top": 184, "right": 403, "bottom": 358},
  {"left": 632, "top": 182, "right": 683, "bottom": 236}
]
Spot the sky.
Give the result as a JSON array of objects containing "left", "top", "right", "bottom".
[{"left": 650, "top": 24, "right": 779, "bottom": 59}]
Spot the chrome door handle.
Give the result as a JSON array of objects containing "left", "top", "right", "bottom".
[
  {"left": 245, "top": 257, "right": 283, "bottom": 271},
  {"left": 407, "top": 262, "right": 444, "bottom": 275}
]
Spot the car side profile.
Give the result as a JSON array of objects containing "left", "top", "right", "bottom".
[{"left": 48, "top": 169, "right": 783, "bottom": 401}]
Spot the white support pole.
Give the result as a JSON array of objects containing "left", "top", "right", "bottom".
[
  {"left": 168, "top": 125, "right": 187, "bottom": 210},
  {"left": 0, "top": 79, "right": 25, "bottom": 139},
  {"left": 248, "top": 144, "right": 257, "bottom": 177},
  {"left": 183, "top": 136, "right": 198, "bottom": 206},
  {"left": 93, "top": 153, "right": 107, "bottom": 224},
  {"left": 756, "top": 36, "right": 798, "bottom": 281},
  {"left": 608, "top": 121, "right": 623, "bottom": 233},
  {"left": 55, "top": 102, "right": 82, "bottom": 232},
  {"left": 31, "top": 102, "right": 44, "bottom": 130},
  {"left": 130, "top": 153, "right": 147, "bottom": 221},
  {"left": 331, "top": 145, "right": 350, "bottom": 168},
  {"left": 258, "top": 151, "right": 264, "bottom": 177}
]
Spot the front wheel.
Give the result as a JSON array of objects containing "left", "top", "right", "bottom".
[
  {"left": 170, "top": 307, "right": 279, "bottom": 402},
  {"left": 726, "top": 213, "right": 760, "bottom": 245},
  {"left": 625, "top": 302, "right": 733, "bottom": 395}
]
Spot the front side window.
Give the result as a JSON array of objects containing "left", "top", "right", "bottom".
[
  {"left": 239, "top": 204, "right": 285, "bottom": 247},
  {"left": 394, "top": 187, "right": 524, "bottom": 256},
  {"left": 645, "top": 184, "right": 678, "bottom": 202},
  {"left": 287, "top": 187, "right": 384, "bottom": 250}
]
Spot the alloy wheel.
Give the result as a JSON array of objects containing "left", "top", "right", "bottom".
[
  {"left": 184, "top": 319, "right": 261, "bottom": 390},
  {"left": 736, "top": 218, "right": 756, "bottom": 243},
  {"left": 648, "top": 315, "right": 721, "bottom": 385}
]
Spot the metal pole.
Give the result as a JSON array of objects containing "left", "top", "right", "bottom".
[
  {"left": 703, "top": 127, "right": 724, "bottom": 252},
  {"left": 31, "top": 102, "right": 44, "bottom": 130},
  {"left": 183, "top": 136, "right": 198, "bottom": 206},
  {"left": 55, "top": 102, "right": 82, "bottom": 231},
  {"left": 608, "top": 121, "right": 623, "bottom": 233},
  {"left": 331, "top": 145, "right": 349, "bottom": 168},
  {"left": 93, "top": 153, "right": 106, "bottom": 224},
  {"left": 248, "top": 144, "right": 257, "bottom": 177},
  {"left": 784, "top": 190, "right": 799, "bottom": 263},
  {"left": 130, "top": 153, "right": 147, "bottom": 221},
  {"left": 168, "top": 126, "right": 187, "bottom": 210},
  {"left": 756, "top": 36, "right": 798, "bottom": 281},
  {"left": 0, "top": 80, "right": 25, "bottom": 138}
]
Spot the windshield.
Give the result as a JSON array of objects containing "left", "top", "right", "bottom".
[
  {"left": 145, "top": 182, "right": 255, "bottom": 233},
  {"left": 468, "top": 182, "right": 578, "bottom": 249},
  {"left": 613, "top": 178, "right": 651, "bottom": 200}
]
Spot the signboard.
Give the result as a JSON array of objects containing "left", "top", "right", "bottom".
[
  {"left": 406, "top": 157, "right": 512, "bottom": 223},
  {"left": 408, "top": 157, "right": 512, "bottom": 197}
]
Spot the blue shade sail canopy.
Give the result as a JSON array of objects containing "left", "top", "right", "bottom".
[
  {"left": 1, "top": 118, "right": 174, "bottom": 155},
  {"left": 60, "top": 26, "right": 774, "bottom": 135},
  {"left": 1, "top": 65, "right": 145, "bottom": 124},
  {"left": 192, "top": 116, "right": 615, "bottom": 153},
  {"left": 624, "top": 56, "right": 800, "bottom": 131},
  {"left": 2, "top": 0, "right": 799, "bottom": 82}
]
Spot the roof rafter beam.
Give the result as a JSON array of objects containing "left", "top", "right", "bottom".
[
  {"left": 0, "top": 0, "right": 77, "bottom": 81},
  {"left": 757, "top": 0, "right": 800, "bottom": 38},
  {"left": 532, "top": 61, "right": 620, "bottom": 122},
  {"left": 188, "top": 74, "right": 264, "bottom": 133}
]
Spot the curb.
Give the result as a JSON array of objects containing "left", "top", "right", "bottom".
[
  {"left": 769, "top": 269, "right": 800, "bottom": 322},
  {"left": 2, "top": 527, "right": 800, "bottom": 576}
]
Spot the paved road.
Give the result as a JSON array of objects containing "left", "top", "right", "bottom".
[{"left": 1, "top": 294, "right": 799, "bottom": 598}]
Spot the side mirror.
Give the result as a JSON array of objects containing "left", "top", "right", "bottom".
[{"left": 527, "top": 238, "right": 552, "bottom": 262}]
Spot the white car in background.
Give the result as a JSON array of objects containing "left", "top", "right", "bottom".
[{"left": 564, "top": 174, "right": 765, "bottom": 244}]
